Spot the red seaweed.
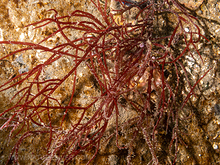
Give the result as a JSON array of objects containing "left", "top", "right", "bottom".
[{"left": 0, "top": 0, "right": 211, "bottom": 164}]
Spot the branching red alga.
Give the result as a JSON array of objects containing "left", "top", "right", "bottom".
[{"left": 0, "top": 0, "right": 211, "bottom": 164}]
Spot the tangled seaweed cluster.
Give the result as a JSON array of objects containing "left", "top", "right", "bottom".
[{"left": 0, "top": 0, "right": 211, "bottom": 164}]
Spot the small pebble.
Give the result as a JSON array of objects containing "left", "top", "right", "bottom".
[{"left": 213, "top": 143, "right": 218, "bottom": 150}]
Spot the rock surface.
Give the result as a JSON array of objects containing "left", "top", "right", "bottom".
[{"left": 0, "top": 0, "right": 220, "bottom": 164}]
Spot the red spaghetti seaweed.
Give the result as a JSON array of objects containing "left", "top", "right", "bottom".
[{"left": 0, "top": 0, "right": 211, "bottom": 164}]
